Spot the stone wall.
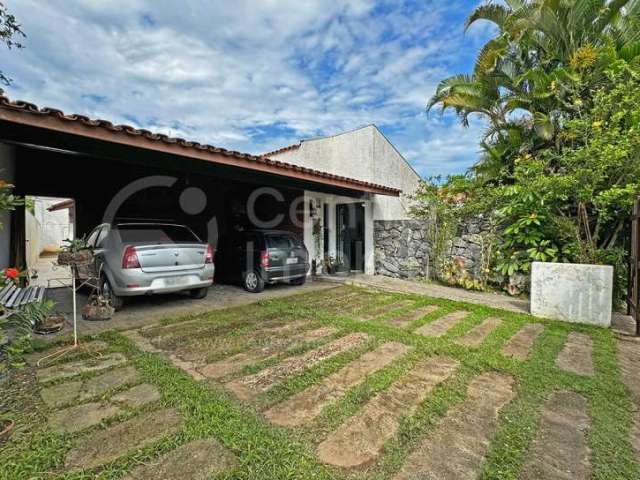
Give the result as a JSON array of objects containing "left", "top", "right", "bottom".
[
  {"left": 449, "top": 215, "right": 492, "bottom": 278},
  {"left": 374, "top": 220, "right": 429, "bottom": 279}
]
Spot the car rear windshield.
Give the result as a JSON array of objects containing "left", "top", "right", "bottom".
[
  {"left": 117, "top": 224, "right": 200, "bottom": 244},
  {"left": 267, "top": 234, "right": 301, "bottom": 249}
]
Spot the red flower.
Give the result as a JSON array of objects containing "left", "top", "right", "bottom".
[{"left": 5, "top": 268, "right": 19, "bottom": 279}]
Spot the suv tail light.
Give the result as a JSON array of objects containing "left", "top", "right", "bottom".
[
  {"left": 260, "top": 250, "right": 270, "bottom": 267},
  {"left": 205, "top": 244, "right": 214, "bottom": 264},
  {"left": 122, "top": 245, "right": 141, "bottom": 269}
]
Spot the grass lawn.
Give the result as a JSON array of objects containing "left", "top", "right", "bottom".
[{"left": 0, "top": 285, "right": 637, "bottom": 479}]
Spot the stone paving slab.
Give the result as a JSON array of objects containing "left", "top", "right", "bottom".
[
  {"left": 198, "top": 327, "right": 338, "bottom": 379},
  {"left": 111, "top": 384, "right": 161, "bottom": 409},
  {"left": 393, "top": 372, "right": 514, "bottom": 480},
  {"left": 317, "top": 356, "right": 460, "bottom": 468},
  {"left": 616, "top": 337, "right": 640, "bottom": 458},
  {"left": 40, "top": 366, "right": 141, "bottom": 408},
  {"left": 227, "top": 333, "right": 369, "bottom": 401},
  {"left": 455, "top": 317, "right": 502, "bottom": 348},
  {"left": 555, "top": 332, "right": 594, "bottom": 376},
  {"left": 415, "top": 311, "right": 469, "bottom": 338},
  {"left": 36, "top": 353, "right": 128, "bottom": 383},
  {"left": 65, "top": 408, "right": 183, "bottom": 471},
  {"left": 48, "top": 402, "right": 122, "bottom": 434},
  {"left": 265, "top": 342, "right": 409, "bottom": 427},
  {"left": 519, "top": 391, "right": 591, "bottom": 480},
  {"left": 357, "top": 300, "right": 414, "bottom": 321},
  {"left": 121, "top": 438, "right": 238, "bottom": 480},
  {"left": 387, "top": 305, "right": 438, "bottom": 328},
  {"left": 501, "top": 324, "right": 544, "bottom": 360}
]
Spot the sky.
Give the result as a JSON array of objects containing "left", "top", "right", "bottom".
[{"left": 2, "top": 0, "right": 494, "bottom": 178}]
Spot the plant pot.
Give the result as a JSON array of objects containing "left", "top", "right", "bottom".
[
  {"left": 0, "top": 419, "right": 15, "bottom": 446},
  {"left": 34, "top": 313, "right": 66, "bottom": 335},
  {"left": 57, "top": 250, "right": 94, "bottom": 266},
  {"left": 81, "top": 303, "right": 114, "bottom": 321}
]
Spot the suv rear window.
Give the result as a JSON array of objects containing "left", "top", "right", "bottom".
[
  {"left": 267, "top": 234, "right": 294, "bottom": 249},
  {"left": 116, "top": 224, "right": 200, "bottom": 243}
]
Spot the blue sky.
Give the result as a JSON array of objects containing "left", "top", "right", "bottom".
[{"left": 3, "top": 0, "right": 493, "bottom": 178}]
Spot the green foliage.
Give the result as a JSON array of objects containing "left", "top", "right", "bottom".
[
  {"left": 424, "top": 1, "right": 640, "bottom": 301},
  {"left": 0, "top": 2, "right": 25, "bottom": 89}
]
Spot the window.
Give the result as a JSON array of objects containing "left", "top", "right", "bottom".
[
  {"left": 267, "top": 234, "right": 293, "bottom": 249},
  {"left": 116, "top": 224, "right": 200, "bottom": 244},
  {"left": 85, "top": 227, "right": 101, "bottom": 248}
]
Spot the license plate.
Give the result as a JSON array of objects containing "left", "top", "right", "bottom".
[
  {"left": 165, "top": 276, "right": 187, "bottom": 286},
  {"left": 286, "top": 257, "right": 298, "bottom": 265}
]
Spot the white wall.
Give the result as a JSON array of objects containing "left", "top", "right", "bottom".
[
  {"left": 273, "top": 126, "right": 421, "bottom": 221},
  {"left": 0, "top": 143, "right": 16, "bottom": 269}
]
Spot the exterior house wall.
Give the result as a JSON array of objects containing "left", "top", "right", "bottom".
[
  {"left": 271, "top": 125, "right": 421, "bottom": 222},
  {"left": 0, "top": 143, "right": 16, "bottom": 269},
  {"left": 271, "top": 126, "right": 422, "bottom": 279}
]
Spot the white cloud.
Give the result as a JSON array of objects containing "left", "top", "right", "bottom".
[{"left": 3, "top": 0, "right": 491, "bottom": 177}]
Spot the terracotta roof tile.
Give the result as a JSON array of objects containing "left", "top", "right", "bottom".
[{"left": 0, "top": 95, "right": 400, "bottom": 196}]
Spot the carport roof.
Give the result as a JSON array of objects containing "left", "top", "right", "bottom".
[{"left": 0, "top": 96, "right": 400, "bottom": 197}]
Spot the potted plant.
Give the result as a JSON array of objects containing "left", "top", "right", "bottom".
[
  {"left": 57, "top": 236, "right": 94, "bottom": 266},
  {"left": 323, "top": 256, "right": 337, "bottom": 275},
  {"left": 81, "top": 294, "right": 114, "bottom": 321},
  {"left": 10, "top": 300, "right": 61, "bottom": 335},
  {"left": 0, "top": 267, "right": 27, "bottom": 288}
]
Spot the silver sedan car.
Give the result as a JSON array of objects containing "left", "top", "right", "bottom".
[{"left": 85, "top": 222, "right": 214, "bottom": 310}]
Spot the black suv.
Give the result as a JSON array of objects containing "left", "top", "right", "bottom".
[{"left": 215, "top": 230, "right": 309, "bottom": 293}]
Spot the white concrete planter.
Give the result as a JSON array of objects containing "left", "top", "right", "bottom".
[{"left": 530, "top": 262, "right": 613, "bottom": 327}]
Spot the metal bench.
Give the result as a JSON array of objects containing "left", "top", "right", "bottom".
[{"left": 0, "top": 284, "right": 46, "bottom": 309}]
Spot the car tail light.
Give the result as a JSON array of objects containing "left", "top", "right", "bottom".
[
  {"left": 205, "top": 244, "right": 214, "bottom": 264},
  {"left": 122, "top": 245, "right": 141, "bottom": 269},
  {"left": 260, "top": 250, "right": 270, "bottom": 267}
]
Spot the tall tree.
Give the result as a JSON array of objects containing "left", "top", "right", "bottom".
[{"left": 0, "top": 2, "right": 25, "bottom": 92}]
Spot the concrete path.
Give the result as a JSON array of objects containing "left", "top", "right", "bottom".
[{"left": 323, "top": 274, "right": 529, "bottom": 313}]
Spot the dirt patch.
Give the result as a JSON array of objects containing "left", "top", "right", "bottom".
[
  {"left": 48, "top": 402, "right": 122, "bottom": 434},
  {"left": 415, "top": 311, "right": 469, "bottom": 337},
  {"left": 501, "top": 324, "right": 544, "bottom": 360},
  {"left": 111, "top": 384, "right": 161, "bottom": 409},
  {"left": 226, "top": 333, "right": 369, "bottom": 401},
  {"left": 265, "top": 342, "right": 409, "bottom": 427},
  {"left": 455, "top": 317, "right": 502, "bottom": 348},
  {"left": 40, "top": 366, "right": 141, "bottom": 408},
  {"left": 36, "top": 353, "right": 128, "bottom": 383},
  {"left": 121, "top": 438, "right": 237, "bottom": 480},
  {"left": 198, "top": 326, "right": 337, "bottom": 380},
  {"left": 555, "top": 332, "right": 594, "bottom": 376},
  {"left": 519, "top": 391, "right": 591, "bottom": 480},
  {"left": 317, "top": 355, "right": 459, "bottom": 468},
  {"left": 357, "top": 300, "right": 414, "bottom": 321},
  {"left": 64, "top": 408, "right": 183, "bottom": 471},
  {"left": 387, "top": 305, "right": 438, "bottom": 328},
  {"left": 393, "top": 372, "right": 514, "bottom": 480}
]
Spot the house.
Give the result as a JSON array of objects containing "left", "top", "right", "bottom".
[
  {"left": 0, "top": 97, "right": 423, "bottom": 281},
  {"left": 267, "top": 126, "right": 426, "bottom": 278}
]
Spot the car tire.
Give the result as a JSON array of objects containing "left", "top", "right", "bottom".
[
  {"left": 290, "top": 275, "right": 306, "bottom": 286},
  {"left": 243, "top": 270, "right": 265, "bottom": 293},
  {"left": 189, "top": 287, "right": 209, "bottom": 299},
  {"left": 100, "top": 276, "right": 124, "bottom": 311}
]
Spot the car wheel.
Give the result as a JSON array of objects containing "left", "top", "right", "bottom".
[
  {"left": 243, "top": 270, "right": 265, "bottom": 293},
  {"left": 100, "top": 276, "right": 124, "bottom": 311},
  {"left": 290, "top": 275, "right": 306, "bottom": 286},
  {"left": 189, "top": 287, "right": 209, "bottom": 299}
]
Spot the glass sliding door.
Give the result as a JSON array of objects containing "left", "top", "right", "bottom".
[{"left": 336, "top": 203, "right": 365, "bottom": 272}]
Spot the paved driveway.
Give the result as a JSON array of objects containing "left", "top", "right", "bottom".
[{"left": 44, "top": 280, "right": 334, "bottom": 338}]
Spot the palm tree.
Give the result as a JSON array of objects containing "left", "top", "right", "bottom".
[{"left": 428, "top": 0, "right": 640, "bottom": 144}]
